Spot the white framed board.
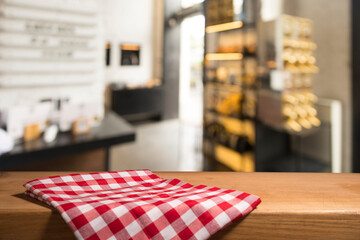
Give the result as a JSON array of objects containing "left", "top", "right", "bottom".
[{"left": 0, "top": 0, "right": 100, "bottom": 87}]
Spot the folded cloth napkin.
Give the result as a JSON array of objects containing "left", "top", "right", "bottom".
[{"left": 24, "top": 170, "right": 261, "bottom": 240}]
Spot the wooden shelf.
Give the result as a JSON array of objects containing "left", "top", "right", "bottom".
[
  {"left": 205, "top": 80, "right": 243, "bottom": 87},
  {"left": 205, "top": 53, "right": 243, "bottom": 61},
  {"left": 205, "top": 21, "right": 243, "bottom": 33},
  {"left": 215, "top": 143, "right": 254, "bottom": 172}
]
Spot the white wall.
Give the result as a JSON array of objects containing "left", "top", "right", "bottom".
[
  {"left": 0, "top": 0, "right": 104, "bottom": 119},
  {"left": 101, "top": 0, "right": 155, "bottom": 86},
  {"left": 0, "top": 0, "right": 160, "bottom": 123}
]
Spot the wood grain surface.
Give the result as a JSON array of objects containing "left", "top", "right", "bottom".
[{"left": 0, "top": 171, "right": 359, "bottom": 240}]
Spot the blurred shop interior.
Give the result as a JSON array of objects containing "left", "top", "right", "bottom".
[{"left": 0, "top": 0, "right": 359, "bottom": 173}]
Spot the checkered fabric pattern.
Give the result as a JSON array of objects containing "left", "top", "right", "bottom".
[{"left": 24, "top": 170, "right": 261, "bottom": 240}]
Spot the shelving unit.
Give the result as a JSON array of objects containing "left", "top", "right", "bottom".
[
  {"left": 202, "top": 0, "right": 332, "bottom": 173},
  {"left": 257, "top": 15, "right": 320, "bottom": 133},
  {"left": 255, "top": 14, "right": 323, "bottom": 172},
  {"left": 203, "top": 0, "right": 258, "bottom": 172}
]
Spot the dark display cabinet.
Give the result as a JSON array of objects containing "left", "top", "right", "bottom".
[
  {"left": 203, "top": 0, "right": 258, "bottom": 172},
  {"left": 111, "top": 86, "right": 164, "bottom": 122}
]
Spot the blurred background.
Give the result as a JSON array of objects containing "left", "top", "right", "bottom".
[{"left": 0, "top": 0, "right": 358, "bottom": 173}]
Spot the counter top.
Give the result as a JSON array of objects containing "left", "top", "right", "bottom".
[
  {"left": 0, "top": 111, "right": 135, "bottom": 170},
  {"left": 1, "top": 171, "right": 359, "bottom": 239}
]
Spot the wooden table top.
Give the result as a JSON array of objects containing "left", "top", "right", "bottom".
[{"left": 1, "top": 171, "right": 360, "bottom": 239}]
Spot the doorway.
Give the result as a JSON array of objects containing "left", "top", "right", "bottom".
[
  {"left": 179, "top": 14, "right": 204, "bottom": 125},
  {"left": 177, "top": 1, "right": 205, "bottom": 170}
]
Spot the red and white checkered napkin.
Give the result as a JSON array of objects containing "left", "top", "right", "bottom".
[{"left": 24, "top": 170, "right": 261, "bottom": 240}]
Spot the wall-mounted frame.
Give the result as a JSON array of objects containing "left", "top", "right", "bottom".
[
  {"left": 120, "top": 44, "right": 140, "bottom": 66},
  {"left": 105, "top": 42, "right": 111, "bottom": 66}
]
